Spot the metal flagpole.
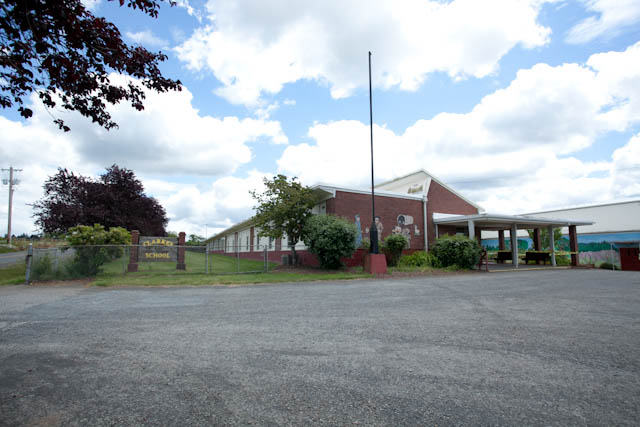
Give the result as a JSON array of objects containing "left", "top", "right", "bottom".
[{"left": 368, "top": 51, "right": 378, "bottom": 254}]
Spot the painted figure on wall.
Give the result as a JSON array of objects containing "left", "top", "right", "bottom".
[
  {"left": 392, "top": 214, "right": 419, "bottom": 249},
  {"left": 354, "top": 214, "right": 362, "bottom": 248},
  {"left": 365, "top": 216, "right": 384, "bottom": 239}
]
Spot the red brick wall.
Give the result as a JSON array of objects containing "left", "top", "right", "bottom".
[
  {"left": 427, "top": 180, "right": 479, "bottom": 247},
  {"left": 210, "top": 249, "right": 367, "bottom": 268},
  {"left": 327, "top": 191, "right": 426, "bottom": 250}
]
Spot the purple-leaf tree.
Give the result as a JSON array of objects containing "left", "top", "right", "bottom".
[
  {"left": 34, "top": 165, "right": 168, "bottom": 236},
  {"left": 0, "top": 0, "right": 181, "bottom": 131}
]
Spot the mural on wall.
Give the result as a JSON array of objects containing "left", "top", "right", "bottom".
[
  {"left": 482, "top": 232, "right": 640, "bottom": 268},
  {"left": 358, "top": 214, "right": 421, "bottom": 249},
  {"left": 355, "top": 214, "right": 362, "bottom": 248},
  {"left": 392, "top": 214, "right": 420, "bottom": 249},
  {"left": 364, "top": 216, "right": 384, "bottom": 238}
]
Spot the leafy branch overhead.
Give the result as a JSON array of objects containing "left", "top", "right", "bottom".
[
  {"left": 0, "top": 0, "right": 181, "bottom": 131},
  {"left": 250, "top": 175, "right": 317, "bottom": 258}
]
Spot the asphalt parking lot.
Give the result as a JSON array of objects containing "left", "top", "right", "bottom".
[{"left": 1, "top": 269, "right": 639, "bottom": 426}]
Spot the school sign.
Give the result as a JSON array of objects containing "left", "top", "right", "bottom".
[
  {"left": 140, "top": 236, "right": 177, "bottom": 262},
  {"left": 128, "top": 231, "right": 186, "bottom": 272}
]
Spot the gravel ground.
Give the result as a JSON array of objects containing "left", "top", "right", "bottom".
[{"left": 1, "top": 269, "right": 639, "bottom": 426}]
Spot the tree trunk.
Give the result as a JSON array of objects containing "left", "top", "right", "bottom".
[{"left": 291, "top": 239, "right": 298, "bottom": 267}]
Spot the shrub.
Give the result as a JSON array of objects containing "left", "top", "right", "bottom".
[
  {"left": 555, "top": 254, "right": 571, "bottom": 266},
  {"left": 398, "top": 251, "right": 440, "bottom": 268},
  {"left": 360, "top": 238, "right": 370, "bottom": 251},
  {"left": 32, "top": 253, "right": 55, "bottom": 280},
  {"left": 383, "top": 234, "right": 408, "bottom": 267},
  {"left": 431, "top": 235, "right": 482, "bottom": 269},
  {"left": 304, "top": 215, "right": 357, "bottom": 269},
  {"left": 65, "top": 224, "right": 130, "bottom": 277},
  {"left": 599, "top": 262, "right": 618, "bottom": 270}
]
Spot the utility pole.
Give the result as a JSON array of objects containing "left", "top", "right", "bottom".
[{"left": 2, "top": 167, "right": 22, "bottom": 246}]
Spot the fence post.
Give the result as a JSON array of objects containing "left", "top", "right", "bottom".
[
  {"left": 263, "top": 246, "right": 267, "bottom": 272},
  {"left": 123, "top": 245, "right": 128, "bottom": 274},
  {"left": 206, "top": 246, "right": 209, "bottom": 274},
  {"left": 237, "top": 245, "right": 240, "bottom": 273},
  {"left": 177, "top": 232, "right": 186, "bottom": 270},
  {"left": 54, "top": 247, "right": 59, "bottom": 273},
  {"left": 128, "top": 230, "right": 139, "bottom": 272},
  {"left": 25, "top": 243, "right": 33, "bottom": 285}
]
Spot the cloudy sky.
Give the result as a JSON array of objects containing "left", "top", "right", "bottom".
[{"left": 2, "top": 0, "right": 640, "bottom": 237}]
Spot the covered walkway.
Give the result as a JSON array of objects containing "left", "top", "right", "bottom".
[{"left": 433, "top": 213, "right": 593, "bottom": 268}]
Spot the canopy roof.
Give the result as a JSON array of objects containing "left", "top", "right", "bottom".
[{"left": 433, "top": 213, "right": 594, "bottom": 231}]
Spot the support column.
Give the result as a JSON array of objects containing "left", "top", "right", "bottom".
[
  {"left": 435, "top": 224, "right": 439, "bottom": 239},
  {"left": 511, "top": 224, "right": 518, "bottom": 268},
  {"left": 177, "top": 231, "right": 186, "bottom": 270},
  {"left": 569, "top": 225, "right": 578, "bottom": 267},
  {"left": 128, "top": 230, "right": 139, "bottom": 272},
  {"left": 468, "top": 220, "right": 475, "bottom": 240},
  {"left": 548, "top": 225, "right": 556, "bottom": 266},
  {"left": 498, "top": 230, "right": 505, "bottom": 250},
  {"left": 533, "top": 228, "right": 542, "bottom": 264}
]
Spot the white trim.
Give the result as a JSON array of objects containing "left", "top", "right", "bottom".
[
  {"left": 524, "top": 199, "right": 640, "bottom": 215},
  {"left": 311, "top": 184, "right": 424, "bottom": 201},
  {"left": 433, "top": 213, "right": 593, "bottom": 227},
  {"left": 375, "top": 169, "right": 483, "bottom": 211}
]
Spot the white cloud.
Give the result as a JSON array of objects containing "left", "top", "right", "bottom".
[
  {"left": 567, "top": 0, "right": 640, "bottom": 44},
  {"left": 277, "top": 42, "right": 640, "bottom": 213},
  {"left": 154, "top": 170, "right": 270, "bottom": 236},
  {"left": 125, "top": 29, "right": 168, "bottom": 47},
  {"left": 82, "top": 0, "right": 101, "bottom": 12},
  {"left": 0, "top": 78, "right": 288, "bottom": 235},
  {"left": 610, "top": 133, "right": 640, "bottom": 198},
  {"left": 176, "top": 0, "right": 553, "bottom": 107},
  {"left": 174, "top": 0, "right": 202, "bottom": 22},
  {"left": 1, "top": 75, "right": 288, "bottom": 177}
]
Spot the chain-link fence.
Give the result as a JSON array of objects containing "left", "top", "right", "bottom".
[{"left": 27, "top": 244, "right": 277, "bottom": 282}]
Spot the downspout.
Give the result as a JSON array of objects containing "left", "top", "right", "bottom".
[{"left": 423, "top": 196, "right": 428, "bottom": 252}]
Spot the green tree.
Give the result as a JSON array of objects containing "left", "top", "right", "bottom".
[
  {"left": 527, "top": 228, "right": 563, "bottom": 250},
  {"left": 383, "top": 234, "right": 408, "bottom": 267},
  {"left": 187, "top": 234, "right": 205, "bottom": 246},
  {"left": 65, "top": 224, "right": 130, "bottom": 276},
  {"left": 304, "top": 215, "right": 357, "bottom": 269},
  {"left": 250, "top": 175, "right": 317, "bottom": 264}
]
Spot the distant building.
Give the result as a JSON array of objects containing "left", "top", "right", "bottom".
[
  {"left": 206, "top": 170, "right": 481, "bottom": 266},
  {"left": 482, "top": 200, "right": 640, "bottom": 268}
]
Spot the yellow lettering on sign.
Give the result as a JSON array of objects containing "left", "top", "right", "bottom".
[
  {"left": 145, "top": 252, "right": 170, "bottom": 259},
  {"left": 142, "top": 238, "right": 174, "bottom": 247}
]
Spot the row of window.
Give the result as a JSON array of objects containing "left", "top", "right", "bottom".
[{"left": 209, "top": 227, "right": 307, "bottom": 253}]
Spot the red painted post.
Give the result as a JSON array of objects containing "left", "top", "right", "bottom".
[
  {"left": 177, "top": 231, "right": 186, "bottom": 270},
  {"left": 533, "top": 228, "right": 541, "bottom": 264},
  {"left": 498, "top": 230, "right": 505, "bottom": 250},
  {"left": 128, "top": 230, "right": 139, "bottom": 272},
  {"left": 569, "top": 225, "right": 578, "bottom": 267}
]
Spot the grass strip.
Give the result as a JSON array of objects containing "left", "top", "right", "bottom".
[
  {"left": 91, "top": 271, "right": 373, "bottom": 287},
  {"left": 0, "top": 264, "right": 25, "bottom": 285}
]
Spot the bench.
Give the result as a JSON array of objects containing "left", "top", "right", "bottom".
[
  {"left": 496, "top": 251, "right": 512, "bottom": 263},
  {"left": 523, "top": 251, "right": 551, "bottom": 265}
]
